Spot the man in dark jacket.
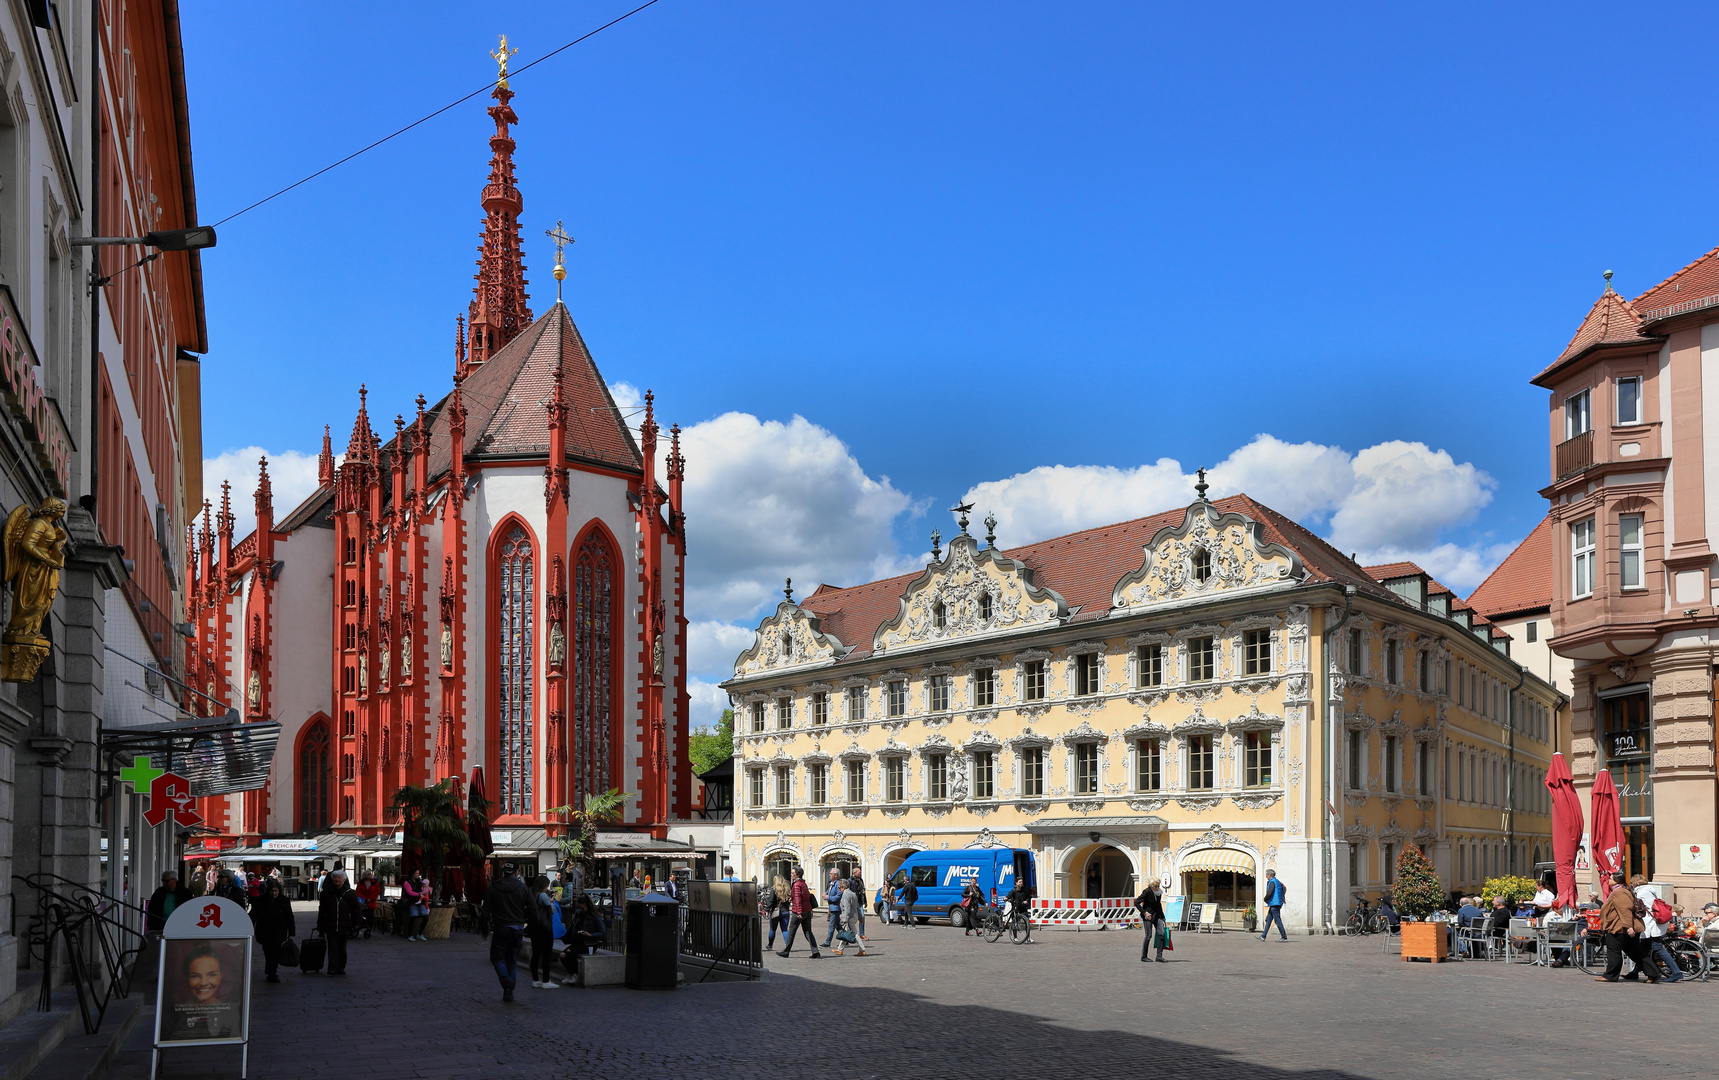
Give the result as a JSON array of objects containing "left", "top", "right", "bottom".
[
  {"left": 1135, "top": 883, "right": 1167, "bottom": 962},
  {"left": 211, "top": 869, "right": 250, "bottom": 911},
  {"left": 776, "top": 867, "right": 821, "bottom": 958},
  {"left": 316, "top": 870, "right": 362, "bottom": 976},
  {"left": 146, "top": 870, "right": 193, "bottom": 935},
  {"left": 899, "top": 874, "right": 919, "bottom": 929},
  {"left": 482, "top": 862, "right": 534, "bottom": 1001},
  {"left": 252, "top": 878, "right": 297, "bottom": 982}
]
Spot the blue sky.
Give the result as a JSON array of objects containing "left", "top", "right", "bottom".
[{"left": 184, "top": 2, "right": 1719, "bottom": 720}]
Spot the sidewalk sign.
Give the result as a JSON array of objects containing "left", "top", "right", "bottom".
[{"left": 152, "top": 896, "right": 253, "bottom": 1080}]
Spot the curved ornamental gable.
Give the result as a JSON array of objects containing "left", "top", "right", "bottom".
[
  {"left": 1112, "top": 503, "right": 1304, "bottom": 611},
  {"left": 874, "top": 534, "right": 1066, "bottom": 655},
  {"left": 734, "top": 602, "right": 847, "bottom": 677}
]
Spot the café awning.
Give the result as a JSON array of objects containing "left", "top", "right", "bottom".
[
  {"left": 101, "top": 715, "right": 282, "bottom": 796},
  {"left": 1178, "top": 848, "right": 1257, "bottom": 875}
]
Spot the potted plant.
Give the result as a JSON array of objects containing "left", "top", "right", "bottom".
[
  {"left": 1480, "top": 875, "right": 1537, "bottom": 909},
  {"left": 1394, "top": 847, "right": 1448, "bottom": 962},
  {"left": 1241, "top": 904, "right": 1257, "bottom": 933}
]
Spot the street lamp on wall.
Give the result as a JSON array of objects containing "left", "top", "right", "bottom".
[{"left": 72, "top": 227, "right": 218, "bottom": 291}]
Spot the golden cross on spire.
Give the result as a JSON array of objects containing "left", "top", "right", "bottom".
[
  {"left": 491, "top": 34, "right": 519, "bottom": 89},
  {"left": 546, "top": 220, "right": 573, "bottom": 303}
]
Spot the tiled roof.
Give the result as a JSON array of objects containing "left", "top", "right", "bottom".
[
  {"left": 1630, "top": 245, "right": 1719, "bottom": 321},
  {"left": 793, "top": 494, "right": 1399, "bottom": 664},
  {"left": 1537, "top": 288, "right": 1655, "bottom": 381},
  {"left": 1362, "top": 561, "right": 1425, "bottom": 580},
  {"left": 423, "top": 303, "right": 641, "bottom": 481},
  {"left": 1361, "top": 561, "right": 1504, "bottom": 638},
  {"left": 1465, "top": 517, "right": 1552, "bottom": 621}
]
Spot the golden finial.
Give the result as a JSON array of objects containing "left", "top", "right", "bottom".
[
  {"left": 546, "top": 220, "right": 572, "bottom": 303},
  {"left": 491, "top": 34, "right": 519, "bottom": 89}
]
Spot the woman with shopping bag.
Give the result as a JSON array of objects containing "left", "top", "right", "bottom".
[{"left": 1135, "top": 883, "right": 1168, "bottom": 963}]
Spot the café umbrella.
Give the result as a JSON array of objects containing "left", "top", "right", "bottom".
[
  {"left": 1590, "top": 768, "right": 1625, "bottom": 897},
  {"left": 1543, "top": 752, "right": 1584, "bottom": 910},
  {"left": 465, "top": 766, "right": 495, "bottom": 906}
]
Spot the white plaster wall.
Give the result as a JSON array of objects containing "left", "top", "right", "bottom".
[{"left": 265, "top": 527, "right": 335, "bottom": 831}]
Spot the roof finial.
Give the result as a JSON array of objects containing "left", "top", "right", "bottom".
[
  {"left": 491, "top": 33, "right": 518, "bottom": 90},
  {"left": 1603, "top": 268, "right": 1614, "bottom": 293},
  {"left": 546, "top": 220, "right": 572, "bottom": 305},
  {"left": 984, "top": 512, "right": 997, "bottom": 549},
  {"left": 783, "top": 577, "right": 793, "bottom": 603},
  {"left": 950, "top": 501, "right": 974, "bottom": 535},
  {"left": 1194, "top": 467, "right": 1209, "bottom": 502},
  {"left": 930, "top": 528, "right": 942, "bottom": 560}
]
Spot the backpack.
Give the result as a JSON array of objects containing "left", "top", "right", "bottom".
[{"left": 1650, "top": 897, "right": 1673, "bottom": 924}]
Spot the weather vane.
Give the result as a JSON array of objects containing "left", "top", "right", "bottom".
[
  {"left": 546, "top": 220, "right": 573, "bottom": 303},
  {"left": 950, "top": 501, "right": 974, "bottom": 535},
  {"left": 492, "top": 34, "right": 519, "bottom": 90}
]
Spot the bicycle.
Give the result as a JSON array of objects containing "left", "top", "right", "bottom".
[
  {"left": 1573, "top": 927, "right": 1708, "bottom": 980},
  {"left": 1344, "top": 895, "right": 1389, "bottom": 936}
]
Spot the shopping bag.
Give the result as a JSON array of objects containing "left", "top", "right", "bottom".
[
  {"left": 1154, "top": 926, "right": 1174, "bottom": 952},
  {"left": 279, "top": 937, "right": 301, "bottom": 967}
]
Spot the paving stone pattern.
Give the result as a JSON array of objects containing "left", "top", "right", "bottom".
[{"left": 108, "top": 906, "right": 1710, "bottom": 1080}]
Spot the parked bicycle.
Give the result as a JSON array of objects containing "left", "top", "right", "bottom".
[{"left": 1345, "top": 894, "right": 1389, "bottom": 936}]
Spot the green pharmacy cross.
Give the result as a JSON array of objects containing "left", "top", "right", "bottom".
[{"left": 118, "top": 756, "right": 165, "bottom": 791}]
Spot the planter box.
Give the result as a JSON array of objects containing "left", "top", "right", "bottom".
[{"left": 1400, "top": 920, "right": 1448, "bottom": 962}]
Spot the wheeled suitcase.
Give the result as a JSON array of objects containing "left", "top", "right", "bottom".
[{"left": 299, "top": 932, "right": 327, "bottom": 973}]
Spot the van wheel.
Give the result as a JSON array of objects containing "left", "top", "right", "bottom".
[
  {"left": 874, "top": 902, "right": 885, "bottom": 919},
  {"left": 949, "top": 905, "right": 967, "bottom": 928}
]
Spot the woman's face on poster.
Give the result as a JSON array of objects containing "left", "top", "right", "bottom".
[{"left": 188, "top": 956, "right": 222, "bottom": 1001}]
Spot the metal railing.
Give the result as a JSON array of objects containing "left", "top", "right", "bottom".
[
  {"left": 1638, "top": 291, "right": 1719, "bottom": 324},
  {"left": 680, "top": 907, "right": 762, "bottom": 979},
  {"left": 13, "top": 872, "right": 154, "bottom": 1034},
  {"left": 1555, "top": 430, "right": 1593, "bottom": 479}
]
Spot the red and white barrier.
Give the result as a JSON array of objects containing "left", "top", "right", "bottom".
[{"left": 1030, "top": 897, "right": 1140, "bottom": 931}]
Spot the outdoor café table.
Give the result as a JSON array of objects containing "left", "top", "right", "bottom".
[{"left": 1541, "top": 920, "right": 1579, "bottom": 968}]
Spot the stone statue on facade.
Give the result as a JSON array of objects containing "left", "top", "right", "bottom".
[
  {"left": 359, "top": 652, "right": 369, "bottom": 695},
  {"left": 3, "top": 498, "right": 67, "bottom": 682},
  {"left": 652, "top": 634, "right": 664, "bottom": 677},
  {"left": 548, "top": 620, "right": 566, "bottom": 668},
  {"left": 380, "top": 643, "right": 391, "bottom": 688},
  {"left": 247, "top": 668, "right": 262, "bottom": 712},
  {"left": 400, "top": 628, "right": 412, "bottom": 680},
  {"left": 440, "top": 624, "right": 452, "bottom": 670}
]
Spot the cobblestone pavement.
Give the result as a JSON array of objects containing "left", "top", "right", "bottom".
[{"left": 111, "top": 908, "right": 1711, "bottom": 1080}]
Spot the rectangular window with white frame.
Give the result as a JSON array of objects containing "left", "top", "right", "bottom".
[
  {"left": 1564, "top": 388, "right": 1591, "bottom": 439},
  {"left": 1383, "top": 842, "right": 1396, "bottom": 885},
  {"left": 929, "top": 673, "right": 950, "bottom": 713},
  {"left": 1347, "top": 628, "right": 1363, "bottom": 674},
  {"left": 1074, "top": 742, "right": 1099, "bottom": 795},
  {"left": 1615, "top": 375, "right": 1641, "bottom": 426},
  {"left": 1347, "top": 730, "right": 1364, "bottom": 790},
  {"left": 811, "top": 691, "right": 828, "bottom": 726},
  {"left": 973, "top": 751, "right": 994, "bottom": 799},
  {"left": 1187, "top": 637, "right": 1215, "bottom": 682},
  {"left": 973, "top": 667, "right": 995, "bottom": 708},
  {"left": 845, "top": 760, "right": 865, "bottom": 804},
  {"left": 1243, "top": 731, "right": 1271, "bottom": 787},
  {"left": 775, "top": 765, "right": 792, "bottom": 805},
  {"left": 1136, "top": 738, "right": 1161, "bottom": 792},
  {"left": 1384, "top": 735, "right": 1399, "bottom": 793},
  {"left": 887, "top": 680, "right": 907, "bottom": 717},
  {"left": 1188, "top": 735, "right": 1214, "bottom": 790},
  {"left": 1023, "top": 660, "right": 1046, "bottom": 701},
  {"left": 885, "top": 757, "right": 904, "bottom": 802},
  {"left": 1135, "top": 644, "right": 1163, "bottom": 688},
  {"left": 777, "top": 696, "right": 793, "bottom": 730},
  {"left": 1418, "top": 741, "right": 1431, "bottom": 795},
  {"left": 1074, "top": 652, "right": 1101, "bottom": 697},
  {"left": 1021, "top": 747, "right": 1043, "bottom": 797},
  {"left": 1618, "top": 513, "right": 1644, "bottom": 590},
  {"left": 1385, "top": 640, "right": 1399, "bottom": 684},
  {"left": 846, "top": 685, "right": 867, "bottom": 722},
  {"left": 750, "top": 702, "right": 765, "bottom": 733},
  {"left": 1571, "top": 517, "right": 1595, "bottom": 598},
  {"left": 928, "top": 752, "right": 948, "bottom": 800},
  {"left": 749, "top": 768, "right": 765, "bottom": 807},
  {"left": 809, "top": 763, "right": 827, "bottom": 805},
  {"left": 1242, "top": 629, "right": 1272, "bottom": 676}
]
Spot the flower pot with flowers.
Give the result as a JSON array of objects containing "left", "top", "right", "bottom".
[
  {"left": 1394, "top": 847, "right": 1448, "bottom": 962},
  {"left": 1242, "top": 904, "right": 1258, "bottom": 933}
]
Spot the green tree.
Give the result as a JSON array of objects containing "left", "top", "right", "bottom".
[
  {"left": 1393, "top": 845, "right": 1445, "bottom": 919},
  {"left": 1481, "top": 874, "right": 1538, "bottom": 907},
  {"left": 389, "top": 780, "right": 485, "bottom": 900},
  {"left": 688, "top": 708, "right": 734, "bottom": 775},
  {"left": 546, "top": 788, "right": 633, "bottom": 870}
]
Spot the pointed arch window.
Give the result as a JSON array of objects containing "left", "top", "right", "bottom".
[
  {"left": 573, "top": 529, "right": 616, "bottom": 807},
  {"left": 497, "top": 524, "right": 535, "bottom": 816},
  {"left": 299, "top": 718, "right": 333, "bottom": 833}
]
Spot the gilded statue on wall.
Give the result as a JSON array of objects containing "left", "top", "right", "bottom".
[{"left": 3, "top": 498, "right": 67, "bottom": 683}]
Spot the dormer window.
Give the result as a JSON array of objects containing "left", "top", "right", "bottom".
[
  {"left": 933, "top": 600, "right": 947, "bottom": 629},
  {"left": 979, "top": 592, "right": 992, "bottom": 621},
  {"left": 780, "top": 632, "right": 792, "bottom": 659},
  {"left": 1192, "top": 548, "right": 1212, "bottom": 583}
]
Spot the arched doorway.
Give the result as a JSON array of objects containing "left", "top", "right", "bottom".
[
  {"left": 1080, "top": 845, "right": 1135, "bottom": 898},
  {"left": 821, "top": 850, "right": 861, "bottom": 882},
  {"left": 882, "top": 847, "right": 921, "bottom": 885},
  {"left": 761, "top": 852, "right": 801, "bottom": 889}
]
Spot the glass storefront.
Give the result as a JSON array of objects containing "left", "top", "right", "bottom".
[{"left": 1602, "top": 690, "right": 1653, "bottom": 881}]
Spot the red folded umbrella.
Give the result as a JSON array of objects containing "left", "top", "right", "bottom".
[
  {"left": 1543, "top": 753, "right": 1583, "bottom": 910},
  {"left": 1590, "top": 768, "right": 1625, "bottom": 897},
  {"left": 466, "top": 767, "right": 494, "bottom": 906}
]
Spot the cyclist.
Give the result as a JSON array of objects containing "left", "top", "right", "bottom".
[{"left": 1006, "top": 880, "right": 1036, "bottom": 944}]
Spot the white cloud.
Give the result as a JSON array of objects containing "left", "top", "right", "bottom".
[
  {"left": 687, "top": 677, "right": 732, "bottom": 728},
  {"left": 202, "top": 446, "right": 326, "bottom": 537},
  {"left": 688, "top": 620, "right": 756, "bottom": 675},
  {"left": 1327, "top": 441, "right": 1494, "bottom": 554}
]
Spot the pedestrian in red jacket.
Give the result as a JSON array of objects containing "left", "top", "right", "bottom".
[{"left": 777, "top": 867, "right": 821, "bottom": 959}]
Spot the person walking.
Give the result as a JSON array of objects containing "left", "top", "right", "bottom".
[
  {"left": 355, "top": 872, "right": 382, "bottom": 939},
  {"left": 1596, "top": 870, "right": 1659, "bottom": 983},
  {"left": 776, "top": 867, "right": 821, "bottom": 958},
  {"left": 528, "top": 874, "right": 561, "bottom": 990},
  {"left": 211, "top": 869, "right": 250, "bottom": 911},
  {"left": 1135, "top": 882, "right": 1167, "bottom": 962},
  {"left": 252, "top": 878, "right": 297, "bottom": 983},
  {"left": 146, "top": 870, "right": 193, "bottom": 935},
  {"left": 837, "top": 877, "right": 867, "bottom": 957},
  {"left": 1258, "top": 869, "right": 1288, "bottom": 942},
  {"left": 316, "top": 870, "right": 362, "bottom": 976},
  {"left": 1632, "top": 875, "right": 1685, "bottom": 983},
  {"left": 881, "top": 881, "right": 897, "bottom": 925},
  {"left": 960, "top": 881, "right": 986, "bottom": 937},
  {"left": 820, "top": 869, "right": 844, "bottom": 950},
  {"left": 849, "top": 870, "right": 869, "bottom": 942},
  {"left": 401, "top": 872, "right": 430, "bottom": 940},
  {"left": 763, "top": 876, "right": 788, "bottom": 949},
  {"left": 900, "top": 874, "right": 919, "bottom": 929},
  {"left": 481, "top": 862, "right": 535, "bottom": 1001}
]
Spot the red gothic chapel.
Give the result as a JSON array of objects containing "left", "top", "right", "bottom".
[{"left": 180, "top": 75, "right": 692, "bottom": 856}]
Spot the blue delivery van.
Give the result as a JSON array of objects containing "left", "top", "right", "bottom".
[{"left": 876, "top": 848, "right": 1037, "bottom": 928}]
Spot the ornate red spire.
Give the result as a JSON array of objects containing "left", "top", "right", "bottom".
[
  {"left": 217, "top": 480, "right": 235, "bottom": 538},
  {"left": 319, "top": 425, "right": 335, "bottom": 486},
  {"left": 255, "top": 457, "right": 274, "bottom": 521},
  {"left": 347, "top": 385, "right": 375, "bottom": 462},
  {"left": 465, "top": 45, "right": 532, "bottom": 371}
]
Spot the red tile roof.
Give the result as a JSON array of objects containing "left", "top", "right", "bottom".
[
  {"left": 1362, "top": 561, "right": 1425, "bottom": 581},
  {"left": 1630, "top": 245, "right": 1719, "bottom": 322},
  {"left": 1359, "top": 560, "right": 1502, "bottom": 637},
  {"left": 794, "top": 494, "right": 1399, "bottom": 663},
  {"left": 1536, "top": 288, "right": 1655, "bottom": 382},
  {"left": 1465, "top": 516, "right": 1552, "bottom": 621}
]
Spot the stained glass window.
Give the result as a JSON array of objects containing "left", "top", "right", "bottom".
[
  {"left": 299, "top": 718, "right": 332, "bottom": 833},
  {"left": 574, "top": 530, "right": 615, "bottom": 807},
  {"left": 498, "top": 525, "right": 535, "bottom": 816}
]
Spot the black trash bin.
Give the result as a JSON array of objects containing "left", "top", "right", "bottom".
[{"left": 625, "top": 892, "right": 680, "bottom": 990}]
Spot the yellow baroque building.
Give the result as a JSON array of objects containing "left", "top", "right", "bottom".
[{"left": 722, "top": 494, "right": 1565, "bottom": 932}]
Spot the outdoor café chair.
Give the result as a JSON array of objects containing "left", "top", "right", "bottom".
[{"left": 1505, "top": 918, "right": 1538, "bottom": 964}]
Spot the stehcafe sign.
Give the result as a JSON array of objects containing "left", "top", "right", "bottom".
[{"left": 0, "top": 286, "right": 73, "bottom": 496}]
